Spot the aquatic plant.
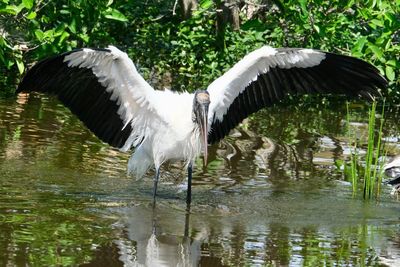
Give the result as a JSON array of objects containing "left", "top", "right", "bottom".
[
  {"left": 363, "top": 101, "right": 386, "bottom": 199},
  {"left": 337, "top": 101, "right": 386, "bottom": 199}
]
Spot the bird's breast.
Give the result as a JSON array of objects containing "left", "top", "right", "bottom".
[
  {"left": 144, "top": 90, "right": 203, "bottom": 165},
  {"left": 147, "top": 123, "right": 201, "bottom": 167}
]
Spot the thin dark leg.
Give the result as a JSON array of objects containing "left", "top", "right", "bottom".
[
  {"left": 184, "top": 208, "right": 190, "bottom": 237},
  {"left": 152, "top": 168, "right": 160, "bottom": 208},
  {"left": 186, "top": 163, "right": 193, "bottom": 208},
  {"left": 151, "top": 205, "right": 157, "bottom": 235}
]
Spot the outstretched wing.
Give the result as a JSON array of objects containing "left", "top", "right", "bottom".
[
  {"left": 17, "top": 46, "right": 160, "bottom": 151},
  {"left": 207, "top": 46, "right": 387, "bottom": 144}
]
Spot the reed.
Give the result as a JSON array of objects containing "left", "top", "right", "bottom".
[
  {"left": 342, "top": 101, "right": 386, "bottom": 200},
  {"left": 346, "top": 103, "right": 358, "bottom": 196}
]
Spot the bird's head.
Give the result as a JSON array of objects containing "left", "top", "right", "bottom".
[{"left": 193, "top": 90, "right": 210, "bottom": 166}]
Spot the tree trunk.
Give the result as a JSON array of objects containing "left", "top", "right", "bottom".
[
  {"left": 215, "top": 0, "right": 240, "bottom": 51},
  {"left": 225, "top": 0, "right": 240, "bottom": 31},
  {"left": 178, "top": 0, "right": 198, "bottom": 19}
]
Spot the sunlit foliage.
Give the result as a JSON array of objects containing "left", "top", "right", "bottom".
[{"left": 1, "top": 0, "right": 399, "bottom": 100}]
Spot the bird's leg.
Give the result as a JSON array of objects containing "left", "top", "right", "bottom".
[
  {"left": 186, "top": 163, "right": 193, "bottom": 208},
  {"left": 184, "top": 209, "right": 190, "bottom": 237},
  {"left": 152, "top": 168, "right": 160, "bottom": 208}
]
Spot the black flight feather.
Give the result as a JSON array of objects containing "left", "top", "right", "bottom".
[{"left": 17, "top": 48, "right": 133, "bottom": 149}]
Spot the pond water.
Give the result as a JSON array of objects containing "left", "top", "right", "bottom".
[{"left": 1, "top": 92, "right": 400, "bottom": 266}]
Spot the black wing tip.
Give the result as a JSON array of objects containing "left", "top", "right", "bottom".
[
  {"left": 17, "top": 52, "right": 69, "bottom": 94},
  {"left": 277, "top": 48, "right": 388, "bottom": 96},
  {"left": 324, "top": 52, "right": 388, "bottom": 85},
  {"left": 208, "top": 48, "right": 390, "bottom": 143},
  {"left": 15, "top": 46, "right": 131, "bottom": 149},
  {"left": 16, "top": 47, "right": 112, "bottom": 94},
  {"left": 322, "top": 52, "right": 388, "bottom": 101}
]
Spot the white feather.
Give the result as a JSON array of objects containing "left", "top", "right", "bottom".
[
  {"left": 207, "top": 46, "right": 326, "bottom": 123},
  {"left": 62, "top": 45, "right": 327, "bottom": 179},
  {"left": 64, "top": 47, "right": 203, "bottom": 178}
]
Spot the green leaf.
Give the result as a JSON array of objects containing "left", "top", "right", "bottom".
[
  {"left": 0, "top": 7, "right": 16, "bottom": 15},
  {"left": 385, "top": 65, "right": 395, "bottom": 81},
  {"left": 54, "top": 23, "right": 66, "bottom": 35},
  {"left": 0, "top": 56, "right": 5, "bottom": 69},
  {"left": 78, "top": 33, "right": 89, "bottom": 43},
  {"left": 5, "top": 59, "right": 14, "bottom": 69},
  {"left": 15, "top": 3, "right": 25, "bottom": 14},
  {"left": 352, "top": 37, "right": 368, "bottom": 53},
  {"left": 0, "top": 36, "right": 12, "bottom": 49},
  {"left": 69, "top": 17, "right": 77, "bottom": 34},
  {"left": 367, "top": 43, "right": 383, "bottom": 60},
  {"left": 377, "top": 65, "right": 385, "bottom": 76},
  {"left": 200, "top": 0, "right": 213, "bottom": 9},
  {"left": 370, "top": 19, "right": 384, "bottom": 28},
  {"left": 298, "top": 0, "right": 309, "bottom": 18},
  {"left": 22, "top": 0, "right": 33, "bottom": 9},
  {"left": 43, "top": 29, "right": 55, "bottom": 40},
  {"left": 15, "top": 58, "right": 25, "bottom": 74},
  {"left": 26, "top": 11, "right": 36, "bottom": 19},
  {"left": 313, "top": 24, "right": 320, "bottom": 34},
  {"left": 352, "top": 51, "right": 363, "bottom": 58},
  {"left": 386, "top": 59, "right": 397, "bottom": 67},
  {"left": 0, "top": 4, "right": 24, "bottom": 15},
  {"left": 104, "top": 8, "right": 128, "bottom": 22},
  {"left": 34, "top": 29, "right": 44, "bottom": 41},
  {"left": 58, "top": 31, "right": 70, "bottom": 45}
]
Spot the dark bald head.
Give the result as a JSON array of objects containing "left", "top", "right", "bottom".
[
  {"left": 192, "top": 90, "right": 210, "bottom": 165},
  {"left": 192, "top": 90, "right": 210, "bottom": 122},
  {"left": 194, "top": 90, "right": 210, "bottom": 105}
]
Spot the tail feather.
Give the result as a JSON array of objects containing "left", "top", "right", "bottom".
[{"left": 127, "top": 147, "right": 153, "bottom": 179}]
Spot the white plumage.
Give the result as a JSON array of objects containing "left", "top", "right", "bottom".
[
  {"left": 65, "top": 47, "right": 202, "bottom": 178},
  {"left": 127, "top": 91, "right": 200, "bottom": 178},
  {"left": 17, "top": 45, "right": 387, "bottom": 205},
  {"left": 207, "top": 47, "right": 326, "bottom": 122},
  {"left": 65, "top": 46, "right": 160, "bottom": 150}
]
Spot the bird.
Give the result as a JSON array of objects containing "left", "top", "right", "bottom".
[
  {"left": 17, "top": 45, "right": 387, "bottom": 206},
  {"left": 384, "top": 156, "right": 400, "bottom": 195}
]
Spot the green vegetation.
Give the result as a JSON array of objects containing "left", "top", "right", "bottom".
[
  {"left": 345, "top": 103, "right": 359, "bottom": 196},
  {"left": 363, "top": 101, "right": 385, "bottom": 199},
  {"left": 1, "top": 0, "right": 399, "bottom": 99},
  {"left": 1, "top": 2, "right": 399, "bottom": 264},
  {"left": 337, "top": 102, "right": 386, "bottom": 199}
]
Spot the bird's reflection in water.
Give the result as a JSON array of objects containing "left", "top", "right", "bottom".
[{"left": 111, "top": 204, "right": 211, "bottom": 267}]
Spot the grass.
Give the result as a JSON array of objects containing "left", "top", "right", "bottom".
[
  {"left": 363, "top": 101, "right": 386, "bottom": 199},
  {"left": 339, "top": 101, "right": 386, "bottom": 200}
]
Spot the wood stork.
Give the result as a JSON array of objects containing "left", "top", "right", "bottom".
[{"left": 17, "top": 45, "right": 387, "bottom": 205}]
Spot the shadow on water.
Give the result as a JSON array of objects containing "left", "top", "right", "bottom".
[{"left": 1, "top": 92, "right": 400, "bottom": 266}]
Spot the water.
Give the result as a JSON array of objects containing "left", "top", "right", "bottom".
[{"left": 1, "top": 93, "right": 400, "bottom": 266}]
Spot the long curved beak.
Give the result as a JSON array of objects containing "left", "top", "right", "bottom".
[{"left": 198, "top": 104, "right": 209, "bottom": 167}]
